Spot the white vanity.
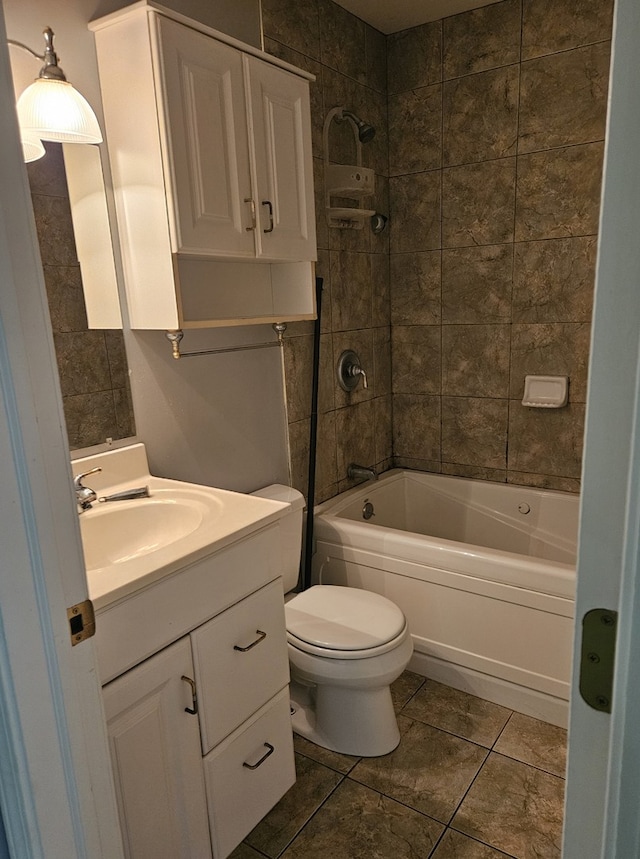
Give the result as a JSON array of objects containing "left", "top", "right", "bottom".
[{"left": 75, "top": 445, "right": 295, "bottom": 858}]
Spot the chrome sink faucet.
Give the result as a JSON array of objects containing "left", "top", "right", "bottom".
[
  {"left": 73, "top": 466, "right": 150, "bottom": 512},
  {"left": 74, "top": 467, "right": 101, "bottom": 512},
  {"left": 347, "top": 463, "right": 377, "bottom": 482}
]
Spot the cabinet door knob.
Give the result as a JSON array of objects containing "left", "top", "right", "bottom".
[
  {"left": 244, "top": 197, "right": 257, "bottom": 231},
  {"left": 233, "top": 629, "right": 267, "bottom": 652},
  {"left": 243, "top": 742, "right": 275, "bottom": 770},
  {"left": 262, "top": 200, "right": 274, "bottom": 233},
  {"left": 181, "top": 675, "right": 198, "bottom": 715}
]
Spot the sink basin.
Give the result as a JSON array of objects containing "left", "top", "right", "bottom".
[
  {"left": 73, "top": 444, "right": 290, "bottom": 610},
  {"left": 80, "top": 492, "right": 218, "bottom": 570}
]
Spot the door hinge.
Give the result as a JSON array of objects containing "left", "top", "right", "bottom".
[
  {"left": 579, "top": 608, "right": 617, "bottom": 713},
  {"left": 67, "top": 599, "right": 96, "bottom": 646}
]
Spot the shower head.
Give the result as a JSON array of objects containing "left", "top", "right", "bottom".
[{"left": 341, "top": 110, "right": 376, "bottom": 144}]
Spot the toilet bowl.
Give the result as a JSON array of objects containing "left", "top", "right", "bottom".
[
  {"left": 252, "top": 485, "right": 413, "bottom": 757},
  {"left": 287, "top": 585, "right": 413, "bottom": 756}
]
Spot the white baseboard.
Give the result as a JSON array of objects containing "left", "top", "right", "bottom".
[{"left": 408, "top": 649, "right": 569, "bottom": 729}]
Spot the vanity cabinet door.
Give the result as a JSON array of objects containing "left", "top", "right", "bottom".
[
  {"left": 154, "top": 15, "right": 256, "bottom": 258},
  {"left": 245, "top": 56, "right": 316, "bottom": 262},
  {"left": 102, "top": 638, "right": 211, "bottom": 859}
]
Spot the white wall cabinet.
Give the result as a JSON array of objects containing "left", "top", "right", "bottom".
[
  {"left": 91, "top": 4, "right": 317, "bottom": 330},
  {"left": 101, "top": 577, "right": 294, "bottom": 859}
]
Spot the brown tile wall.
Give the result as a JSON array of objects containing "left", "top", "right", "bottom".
[
  {"left": 388, "top": 0, "right": 613, "bottom": 492},
  {"left": 28, "top": 143, "right": 135, "bottom": 450},
  {"left": 263, "top": 0, "right": 391, "bottom": 502},
  {"left": 269, "top": 0, "right": 611, "bottom": 501}
]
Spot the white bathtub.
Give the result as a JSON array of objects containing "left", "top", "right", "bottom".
[{"left": 311, "top": 469, "right": 579, "bottom": 727}]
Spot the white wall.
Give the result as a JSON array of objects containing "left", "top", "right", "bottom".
[
  {"left": 5, "top": 0, "right": 262, "bottom": 106},
  {"left": 128, "top": 326, "right": 290, "bottom": 492},
  {"left": 93, "top": 0, "right": 262, "bottom": 46},
  {"left": 5, "top": 0, "right": 293, "bottom": 493}
]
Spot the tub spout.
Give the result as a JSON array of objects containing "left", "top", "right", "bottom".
[{"left": 348, "top": 463, "right": 377, "bottom": 482}]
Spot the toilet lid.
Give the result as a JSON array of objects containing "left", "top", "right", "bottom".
[{"left": 286, "top": 586, "right": 406, "bottom": 651}]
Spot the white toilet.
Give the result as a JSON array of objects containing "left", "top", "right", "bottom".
[{"left": 253, "top": 485, "right": 414, "bottom": 757}]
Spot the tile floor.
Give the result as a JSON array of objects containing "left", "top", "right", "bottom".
[{"left": 230, "top": 672, "right": 567, "bottom": 859}]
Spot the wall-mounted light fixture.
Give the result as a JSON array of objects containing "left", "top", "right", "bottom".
[
  {"left": 8, "top": 27, "right": 102, "bottom": 162},
  {"left": 20, "top": 130, "right": 45, "bottom": 163}
]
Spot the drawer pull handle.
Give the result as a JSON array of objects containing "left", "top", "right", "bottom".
[
  {"left": 243, "top": 742, "right": 275, "bottom": 770},
  {"left": 244, "top": 197, "right": 257, "bottom": 231},
  {"left": 262, "top": 200, "right": 274, "bottom": 233},
  {"left": 181, "top": 675, "right": 198, "bottom": 715},
  {"left": 234, "top": 630, "right": 267, "bottom": 652}
]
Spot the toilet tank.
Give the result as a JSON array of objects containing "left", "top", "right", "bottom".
[{"left": 251, "top": 484, "right": 304, "bottom": 592}]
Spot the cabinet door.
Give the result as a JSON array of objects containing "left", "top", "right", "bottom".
[
  {"left": 154, "top": 16, "right": 255, "bottom": 257},
  {"left": 246, "top": 56, "right": 317, "bottom": 262},
  {"left": 102, "top": 638, "right": 211, "bottom": 859}
]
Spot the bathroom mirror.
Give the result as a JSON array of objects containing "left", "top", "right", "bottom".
[{"left": 27, "top": 141, "right": 135, "bottom": 450}]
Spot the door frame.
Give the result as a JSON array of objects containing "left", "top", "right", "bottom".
[
  {"left": 563, "top": 0, "right": 640, "bottom": 855},
  {"left": 0, "top": 6, "right": 123, "bottom": 857}
]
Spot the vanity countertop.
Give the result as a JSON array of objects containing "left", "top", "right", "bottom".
[{"left": 73, "top": 444, "right": 289, "bottom": 611}]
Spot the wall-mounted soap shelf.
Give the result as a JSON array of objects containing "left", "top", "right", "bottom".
[
  {"left": 323, "top": 107, "right": 375, "bottom": 229},
  {"left": 326, "top": 206, "right": 376, "bottom": 228},
  {"left": 522, "top": 375, "right": 569, "bottom": 408}
]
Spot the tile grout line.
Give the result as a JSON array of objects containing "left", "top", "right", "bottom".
[
  {"left": 388, "top": 136, "right": 606, "bottom": 179},
  {"left": 397, "top": 709, "right": 514, "bottom": 753},
  {"left": 506, "top": 0, "right": 525, "bottom": 482},
  {"left": 489, "top": 748, "right": 568, "bottom": 781},
  {"left": 270, "top": 673, "right": 566, "bottom": 858},
  {"left": 273, "top": 770, "right": 349, "bottom": 859}
]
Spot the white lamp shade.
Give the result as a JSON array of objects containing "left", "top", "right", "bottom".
[
  {"left": 21, "top": 131, "right": 45, "bottom": 163},
  {"left": 17, "top": 78, "right": 102, "bottom": 145}
]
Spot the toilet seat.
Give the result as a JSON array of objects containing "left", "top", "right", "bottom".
[{"left": 286, "top": 585, "right": 407, "bottom": 659}]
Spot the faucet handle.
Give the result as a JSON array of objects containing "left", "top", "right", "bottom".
[
  {"left": 337, "top": 350, "right": 369, "bottom": 392},
  {"left": 73, "top": 466, "right": 102, "bottom": 489}
]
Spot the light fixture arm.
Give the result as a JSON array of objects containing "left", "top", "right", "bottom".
[
  {"left": 7, "top": 38, "right": 42, "bottom": 61},
  {"left": 8, "top": 28, "right": 67, "bottom": 82}
]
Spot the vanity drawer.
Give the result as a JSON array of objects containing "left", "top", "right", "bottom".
[
  {"left": 191, "top": 578, "right": 289, "bottom": 752},
  {"left": 96, "top": 523, "right": 282, "bottom": 684},
  {"left": 203, "top": 688, "right": 295, "bottom": 859}
]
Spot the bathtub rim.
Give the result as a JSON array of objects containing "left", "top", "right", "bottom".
[
  {"left": 313, "top": 469, "right": 577, "bottom": 600},
  {"left": 316, "top": 468, "right": 578, "bottom": 521}
]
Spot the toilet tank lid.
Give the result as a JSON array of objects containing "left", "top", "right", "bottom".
[{"left": 251, "top": 483, "right": 305, "bottom": 512}]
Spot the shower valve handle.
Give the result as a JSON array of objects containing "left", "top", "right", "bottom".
[
  {"left": 348, "top": 364, "right": 368, "bottom": 388},
  {"left": 337, "top": 350, "right": 368, "bottom": 391}
]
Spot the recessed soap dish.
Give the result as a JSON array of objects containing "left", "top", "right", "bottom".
[{"left": 522, "top": 375, "right": 569, "bottom": 408}]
